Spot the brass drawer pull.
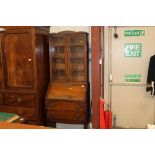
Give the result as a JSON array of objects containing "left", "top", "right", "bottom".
[
  {"left": 17, "top": 111, "right": 24, "bottom": 115},
  {"left": 17, "top": 96, "right": 22, "bottom": 103}
]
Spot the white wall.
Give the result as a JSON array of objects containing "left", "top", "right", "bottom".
[
  {"left": 50, "top": 26, "right": 90, "bottom": 33},
  {"left": 50, "top": 26, "right": 92, "bottom": 129}
]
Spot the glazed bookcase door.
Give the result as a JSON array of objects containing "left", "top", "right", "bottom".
[
  {"left": 3, "top": 31, "right": 34, "bottom": 89},
  {"left": 68, "top": 35, "right": 86, "bottom": 82},
  {"left": 50, "top": 36, "right": 67, "bottom": 81}
]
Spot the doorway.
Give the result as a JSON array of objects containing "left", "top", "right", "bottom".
[{"left": 104, "top": 26, "right": 155, "bottom": 128}]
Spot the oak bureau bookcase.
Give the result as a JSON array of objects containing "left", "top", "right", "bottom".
[{"left": 46, "top": 31, "right": 90, "bottom": 128}]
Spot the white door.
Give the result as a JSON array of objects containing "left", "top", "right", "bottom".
[{"left": 104, "top": 26, "right": 155, "bottom": 128}]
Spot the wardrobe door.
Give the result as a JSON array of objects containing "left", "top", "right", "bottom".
[{"left": 3, "top": 30, "right": 35, "bottom": 89}]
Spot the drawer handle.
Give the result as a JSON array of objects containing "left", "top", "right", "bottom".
[
  {"left": 17, "top": 111, "right": 24, "bottom": 115},
  {"left": 17, "top": 96, "right": 22, "bottom": 103}
]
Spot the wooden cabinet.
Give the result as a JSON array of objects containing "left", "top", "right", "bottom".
[
  {"left": 0, "top": 27, "right": 50, "bottom": 125},
  {"left": 46, "top": 32, "right": 90, "bottom": 128}
]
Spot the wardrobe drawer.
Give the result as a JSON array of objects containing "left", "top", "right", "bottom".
[
  {"left": 0, "top": 93, "right": 3, "bottom": 104},
  {"left": 0, "top": 105, "right": 37, "bottom": 120},
  {"left": 4, "top": 93, "right": 36, "bottom": 107}
]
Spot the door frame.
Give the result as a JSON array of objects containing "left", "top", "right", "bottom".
[{"left": 91, "top": 26, "right": 103, "bottom": 128}]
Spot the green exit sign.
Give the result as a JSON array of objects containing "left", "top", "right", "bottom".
[
  {"left": 124, "top": 30, "right": 145, "bottom": 36},
  {"left": 124, "top": 74, "right": 141, "bottom": 83},
  {"left": 125, "top": 43, "right": 142, "bottom": 57}
]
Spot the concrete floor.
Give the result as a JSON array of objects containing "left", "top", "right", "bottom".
[{"left": 56, "top": 123, "right": 84, "bottom": 129}]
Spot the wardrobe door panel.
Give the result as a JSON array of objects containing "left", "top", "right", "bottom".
[{"left": 4, "top": 32, "right": 34, "bottom": 89}]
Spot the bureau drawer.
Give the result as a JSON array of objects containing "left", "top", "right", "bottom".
[
  {"left": 0, "top": 105, "right": 37, "bottom": 120},
  {"left": 46, "top": 100, "right": 86, "bottom": 123},
  {"left": 46, "top": 100, "right": 85, "bottom": 111},
  {"left": 4, "top": 93, "right": 36, "bottom": 107},
  {"left": 0, "top": 93, "right": 3, "bottom": 105},
  {"left": 47, "top": 109, "right": 85, "bottom": 123}
]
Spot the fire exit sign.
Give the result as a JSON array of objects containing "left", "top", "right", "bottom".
[
  {"left": 125, "top": 43, "right": 142, "bottom": 57},
  {"left": 124, "top": 30, "right": 145, "bottom": 36}
]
